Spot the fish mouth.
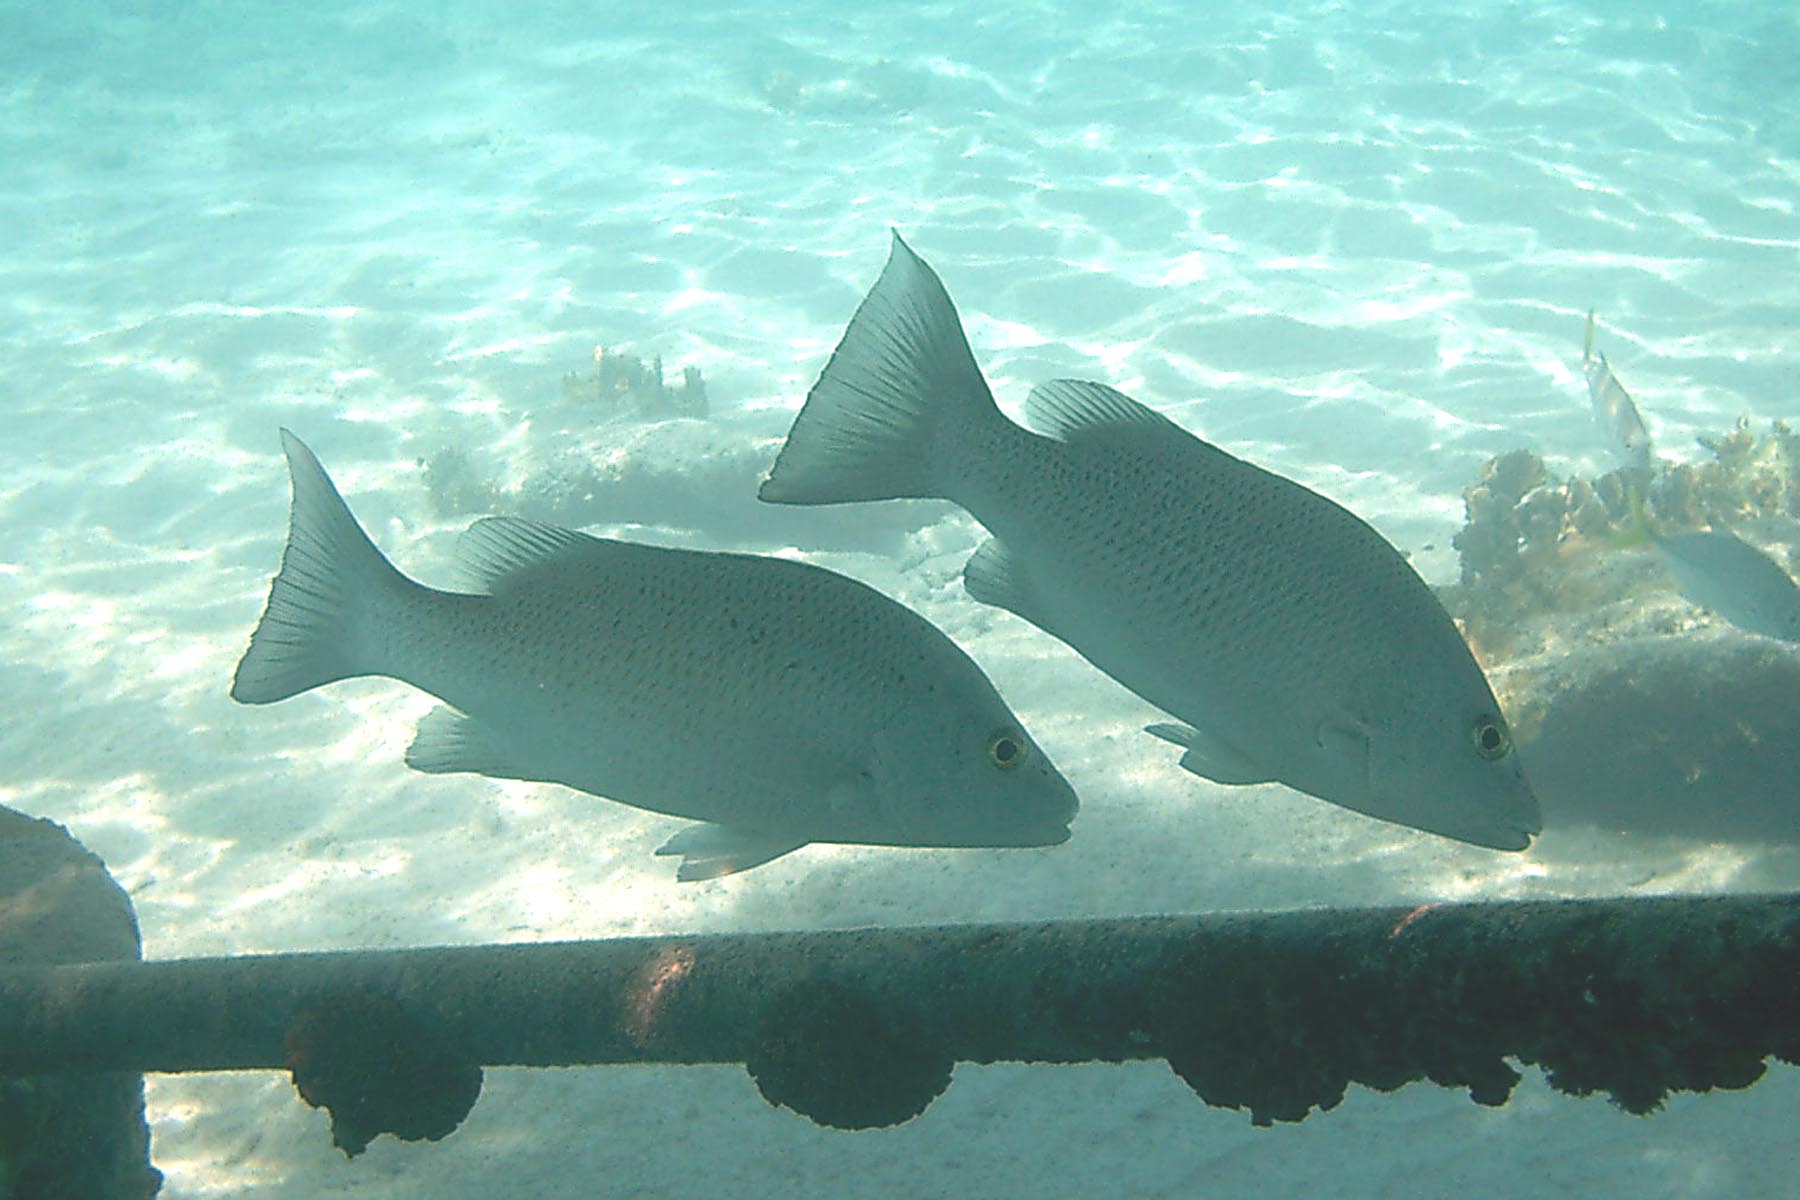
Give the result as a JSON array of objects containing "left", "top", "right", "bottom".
[
  {"left": 1450, "top": 807, "right": 1542, "bottom": 852},
  {"left": 1002, "top": 812, "right": 1076, "bottom": 848},
  {"left": 977, "top": 816, "right": 1073, "bottom": 848},
  {"left": 1456, "top": 780, "right": 1543, "bottom": 852},
  {"left": 923, "top": 820, "right": 1071, "bottom": 850},
  {"left": 1037, "top": 786, "right": 1080, "bottom": 843},
  {"left": 1500, "top": 788, "right": 1546, "bottom": 849},
  {"left": 1471, "top": 823, "right": 1535, "bottom": 852},
  {"left": 937, "top": 779, "right": 1076, "bottom": 848},
  {"left": 1380, "top": 791, "right": 1539, "bottom": 851}
]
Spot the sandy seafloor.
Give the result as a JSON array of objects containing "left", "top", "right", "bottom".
[{"left": 3, "top": 0, "right": 1798, "bottom": 1195}]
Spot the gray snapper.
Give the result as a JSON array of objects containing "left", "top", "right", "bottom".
[
  {"left": 231, "top": 430, "right": 1077, "bottom": 880},
  {"left": 760, "top": 233, "right": 1541, "bottom": 850}
]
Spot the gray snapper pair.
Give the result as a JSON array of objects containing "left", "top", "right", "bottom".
[
  {"left": 232, "top": 432, "right": 1076, "bottom": 880},
  {"left": 235, "top": 233, "right": 1540, "bottom": 880},
  {"left": 761, "top": 233, "right": 1541, "bottom": 851}
]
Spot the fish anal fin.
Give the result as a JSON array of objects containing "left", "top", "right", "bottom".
[
  {"left": 1145, "top": 723, "right": 1274, "bottom": 785},
  {"left": 656, "top": 825, "right": 809, "bottom": 881},
  {"left": 405, "top": 707, "right": 545, "bottom": 781},
  {"left": 963, "top": 537, "right": 1046, "bottom": 625}
]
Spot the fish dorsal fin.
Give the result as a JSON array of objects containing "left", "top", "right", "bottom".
[
  {"left": 456, "top": 517, "right": 595, "bottom": 592},
  {"left": 1025, "top": 379, "right": 1184, "bottom": 441}
]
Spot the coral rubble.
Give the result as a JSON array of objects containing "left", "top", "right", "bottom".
[{"left": 561, "top": 345, "right": 708, "bottom": 419}]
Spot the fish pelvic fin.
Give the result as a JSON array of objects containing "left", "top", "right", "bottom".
[
  {"left": 656, "top": 824, "right": 809, "bottom": 881},
  {"left": 229, "top": 429, "right": 410, "bottom": 705},
  {"left": 758, "top": 231, "right": 999, "bottom": 506},
  {"left": 405, "top": 707, "right": 546, "bottom": 781},
  {"left": 1145, "top": 723, "right": 1276, "bottom": 785},
  {"left": 1583, "top": 308, "right": 1597, "bottom": 364},
  {"left": 963, "top": 537, "right": 1047, "bottom": 626}
]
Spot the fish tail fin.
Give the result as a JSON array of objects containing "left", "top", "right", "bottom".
[
  {"left": 1609, "top": 477, "right": 1656, "bottom": 550},
  {"left": 759, "top": 231, "right": 1000, "bottom": 505},
  {"left": 230, "top": 430, "right": 410, "bottom": 704}
]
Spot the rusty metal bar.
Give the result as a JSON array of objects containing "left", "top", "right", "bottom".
[{"left": 0, "top": 894, "right": 1792, "bottom": 1144}]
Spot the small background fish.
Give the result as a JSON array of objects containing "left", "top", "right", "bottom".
[
  {"left": 1583, "top": 309, "right": 1655, "bottom": 473},
  {"left": 1653, "top": 527, "right": 1800, "bottom": 643}
]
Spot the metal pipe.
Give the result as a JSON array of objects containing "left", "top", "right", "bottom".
[{"left": 0, "top": 894, "right": 1793, "bottom": 1146}]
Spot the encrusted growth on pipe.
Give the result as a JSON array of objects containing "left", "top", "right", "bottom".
[
  {"left": 746, "top": 979, "right": 951, "bottom": 1129},
  {"left": 283, "top": 990, "right": 483, "bottom": 1156},
  {"left": 1151, "top": 900, "right": 1800, "bottom": 1125}
]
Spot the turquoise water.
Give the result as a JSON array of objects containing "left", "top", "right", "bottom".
[{"left": 2, "top": 2, "right": 1796, "bottom": 1196}]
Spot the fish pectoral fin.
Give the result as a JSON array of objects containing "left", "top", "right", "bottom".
[
  {"left": 1144, "top": 723, "right": 1274, "bottom": 785},
  {"left": 1316, "top": 717, "right": 1376, "bottom": 789},
  {"left": 826, "top": 772, "right": 873, "bottom": 815},
  {"left": 1315, "top": 718, "right": 1367, "bottom": 752},
  {"left": 405, "top": 707, "right": 545, "bottom": 781},
  {"left": 655, "top": 825, "right": 809, "bottom": 882},
  {"left": 963, "top": 537, "right": 1046, "bottom": 625}
]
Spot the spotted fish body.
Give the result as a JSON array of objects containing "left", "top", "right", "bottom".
[
  {"left": 762, "top": 234, "right": 1541, "bottom": 850},
  {"left": 232, "top": 431, "right": 1076, "bottom": 880}
]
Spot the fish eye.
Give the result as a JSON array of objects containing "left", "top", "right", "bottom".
[
  {"left": 987, "top": 731, "right": 1026, "bottom": 769},
  {"left": 1471, "top": 717, "right": 1510, "bottom": 760}
]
